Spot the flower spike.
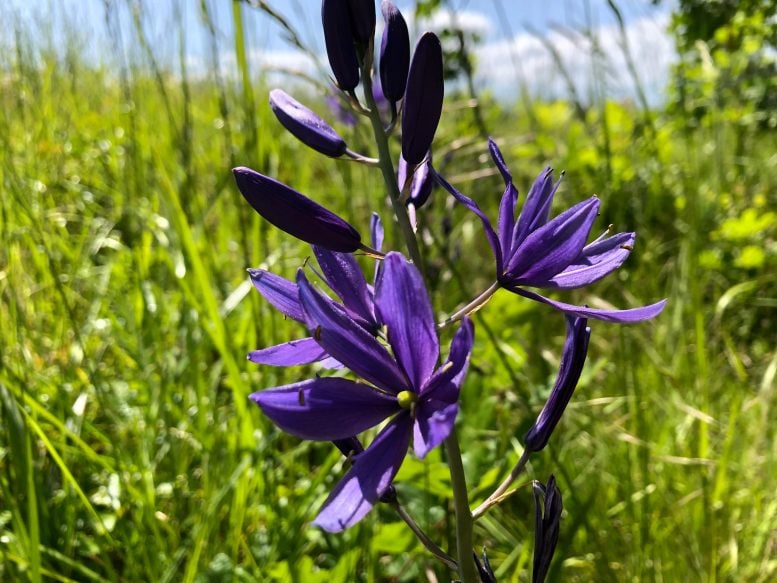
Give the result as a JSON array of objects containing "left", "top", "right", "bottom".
[
  {"left": 269, "top": 89, "right": 347, "bottom": 158},
  {"left": 402, "top": 32, "right": 444, "bottom": 165},
  {"left": 233, "top": 167, "right": 361, "bottom": 252}
]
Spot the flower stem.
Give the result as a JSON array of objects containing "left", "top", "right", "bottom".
[
  {"left": 439, "top": 281, "right": 500, "bottom": 329},
  {"left": 360, "top": 60, "right": 425, "bottom": 273},
  {"left": 471, "top": 448, "right": 531, "bottom": 520},
  {"left": 391, "top": 501, "right": 458, "bottom": 571},
  {"left": 444, "top": 428, "right": 478, "bottom": 583}
]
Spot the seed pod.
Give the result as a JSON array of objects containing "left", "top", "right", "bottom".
[
  {"left": 379, "top": 1, "right": 410, "bottom": 103},
  {"left": 270, "top": 89, "right": 347, "bottom": 158},
  {"left": 401, "top": 32, "right": 444, "bottom": 165}
]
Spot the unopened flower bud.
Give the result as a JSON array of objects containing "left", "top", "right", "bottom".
[
  {"left": 347, "top": 0, "right": 376, "bottom": 45},
  {"left": 270, "top": 89, "right": 347, "bottom": 158},
  {"left": 322, "top": 0, "right": 360, "bottom": 91},
  {"left": 379, "top": 1, "right": 410, "bottom": 103},
  {"left": 401, "top": 32, "right": 444, "bottom": 165},
  {"left": 233, "top": 167, "right": 362, "bottom": 252}
]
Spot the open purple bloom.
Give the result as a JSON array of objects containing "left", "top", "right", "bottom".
[
  {"left": 436, "top": 138, "right": 667, "bottom": 323},
  {"left": 247, "top": 216, "right": 385, "bottom": 367},
  {"left": 379, "top": 0, "right": 410, "bottom": 103},
  {"left": 532, "top": 475, "right": 563, "bottom": 583},
  {"left": 402, "top": 32, "right": 444, "bottom": 165},
  {"left": 269, "top": 89, "right": 347, "bottom": 158},
  {"left": 250, "top": 252, "right": 474, "bottom": 531},
  {"left": 233, "top": 166, "right": 362, "bottom": 252},
  {"left": 524, "top": 316, "right": 590, "bottom": 452},
  {"left": 322, "top": 0, "right": 360, "bottom": 91}
]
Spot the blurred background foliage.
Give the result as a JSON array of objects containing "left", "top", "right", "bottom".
[{"left": 0, "top": 0, "right": 775, "bottom": 581}]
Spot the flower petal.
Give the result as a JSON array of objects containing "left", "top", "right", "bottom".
[
  {"left": 435, "top": 171, "right": 503, "bottom": 273},
  {"left": 508, "top": 286, "right": 668, "bottom": 323},
  {"left": 250, "top": 377, "right": 397, "bottom": 441},
  {"left": 313, "top": 246, "right": 377, "bottom": 329},
  {"left": 297, "top": 270, "right": 408, "bottom": 392},
  {"left": 524, "top": 316, "right": 590, "bottom": 451},
  {"left": 546, "top": 232, "right": 635, "bottom": 290},
  {"left": 248, "top": 337, "right": 329, "bottom": 367},
  {"left": 370, "top": 213, "right": 384, "bottom": 253},
  {"left": 504, "top": 197, "right": 600, "bottom": 286},
  {"left": 513, "top": 167, "right": 557, "bottom": 245},
  {"left": 233, "top": 167, "right": 362, "bottom": 252},
  {"left": 422, "top": 316, "right": 474, "bottom": 401},
  {"left": 248, "top": 268, "right": 304, "bottom": 322},
  {"left": 313, "top": 413, "right": 413, "bottom": 531},
  {"left": 375, "top": 252, "right": 439, "bottom": 391},
  {"left": 488, "top": 137, "right": 513, "bottom": 184},
  {"left": 413, "top": 400, "right": 458, "bottom": 458}
]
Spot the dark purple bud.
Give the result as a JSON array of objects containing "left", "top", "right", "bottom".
[
  {"left": 473, "top": 548, "right": 497, "bottom": 583},
  {"left": 532, "top": 476, "right": 563, "bottom": 583},
  {"left": 270, "top": 89, "right": 347, "bottom": 158},
  {"left": 524, "top": 317, "right": 590, "bottom": 452},
  {"left": 347, "top": 0, "right": 376, "bottom": 45},
  {"left": 401, "top": 32, "right": 444, "bottom": 165},
  {"left": 398, "top": 152, "right": 434, "bottom": 208},
  {"left": 322, "top": 0, "right": 360, "bottom": 91},
  {"left": 233, "top": 167, "right": 362, "bottom": 252},
  {"left": 379, "top": 1, "right": 410, "bottom": 103}
]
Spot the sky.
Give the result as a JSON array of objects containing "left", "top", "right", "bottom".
[{"left": 2, "top": 0, "right": 676, "bottom": 103}]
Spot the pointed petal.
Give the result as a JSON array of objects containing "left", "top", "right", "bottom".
[
  {"left": 497, "top": 183, "right": 518, "bottom": 259},
  {"left": 546, "top": 232, "right": 635, "bottom": 289},
  {"left": 297, "top": 270, "right": 408, "bottom": 392},
  {"left": 250, "top": 378, "right": 397, "bottom": 441},
  {"left": 370, "top": 213, "right": 384, "bottom": 253},
  {"left": 233, "top": 167, "right": 361, "bottom": 252},
  {"left": 422, "top": 317, "right": 474, "bottom": 402},
  {"left": 504, "top": 197, "right": 600, "bottom": 285},
  {"left": 413, "top": 400, "right": 458, "bottom": 458},
  {"left": 375, "top": 252, "right": 439, "bottom": 390},
  {"left": 248, "top": 268, "right": 304, "bottom": 322},
  {"left": 313, "top": 413, "right": 413, "bottom": 531},
  {"left": 524, "top": 316, "right": 590, "bottom": 451},
  {"left": 508, "top": 286, "right": 668, "bottom": 323},
  {"left": 488, "top": 138, "right": 513, "bottom": 184},
  {"left": 314, "top": 246, "right": 377, "bottom": 329},
  {"left": 248, "top": 337, "right": 329, "bottom": 366},
  {"left": 435, "top": 170, "right": 503, "bottom": 273},
  {"left": 513, "top": 167, "right": 557, "bottom": 245}
]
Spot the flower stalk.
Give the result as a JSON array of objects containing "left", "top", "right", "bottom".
[
  {"left": 445, "top": 429, "right": 478, "bottom": 583},
  {"left": 439, "top": 281, "right": 500, "bottom": 329},
  {"left": 472, "top": 448, "right": 531, "bottom": 519}
]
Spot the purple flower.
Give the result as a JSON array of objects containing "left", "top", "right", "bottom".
[
  {"left": 402, "top": 32, "right": 444, "bottom": 165},
  {"left": 233, "top": 166, "right": 362, "bottom": 252},
  {"left": 532, "top": 475, "right": 562, "bottom": 583},
  {"left": 524, "top": 316, "right": 590, "bottom": 452},
  {"left": 322, "top": 0, "right": 360, "bottom": 91},
  {"left": 269, "top": 89, "right": 347, "bottom": 158},
  {"left": 436, "top": 138, "right": 667, "bottom": 323},
  {"left": 379, "top": 0, "right": 410, "bottom": 103},
  {"left": 398, "top": 151, "right": 434, "bottom": 208},
  {"left": 247, "top": 216, "right": 385, "bottom": 367},
  {"left": 250, "top": 252, "right": 474, "bottom": 531}
]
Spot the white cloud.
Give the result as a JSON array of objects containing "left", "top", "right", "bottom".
[
  {"left": 415, "top": 8, "right": 494, "bottom": 38},
  {"left": 475, "top": 12, "right": 675, "bottom": 104}
]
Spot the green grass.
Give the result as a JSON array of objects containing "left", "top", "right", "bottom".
[{"left": 1, "top": 2, "right": 775, "bottom": 581}]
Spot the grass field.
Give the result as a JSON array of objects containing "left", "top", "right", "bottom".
[{"left": 1, "top": 1, "right": 775, "bottom": 581}]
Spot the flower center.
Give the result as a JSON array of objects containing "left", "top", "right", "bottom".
[{"left": 396, "top": 390, "right": 418, "bottom": 410}]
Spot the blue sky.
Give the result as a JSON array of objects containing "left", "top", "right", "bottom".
[{"left": 3, "top": 0, "right": 675, "bottom": 102}]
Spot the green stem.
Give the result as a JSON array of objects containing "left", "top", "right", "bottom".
[
  {"left": 472, "top": 449, "right": 531, "bottom": 520},
  {"left": 392, "top": 502, "right": 458, "bottom": 571},
  {"left": 361, "top": 61, "right": 424, "bottom": 272},
  {"left": 445, "top": 429, "right": 478, "bottom": 583},
  {"left": 439, "top": 281, "right": 500, "bottom": 329}
]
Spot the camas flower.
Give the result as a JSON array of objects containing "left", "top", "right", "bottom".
[
  {"left": 524, "top": 316, "right": 590, "bottom": 452},
  {"left": 436, "top": 138, "right": 667, "bottom": 323},
  {"left": 247, "top": 214, "right": 384, "bottom": 367},
  {"left": 250, "top": 252, "right": 474, "bottom": 531},
  {"left": 269, "top": 89, "right": 347, "bottom": 158}
]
